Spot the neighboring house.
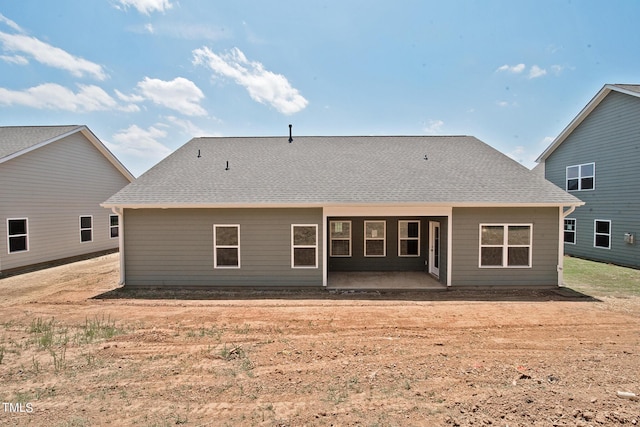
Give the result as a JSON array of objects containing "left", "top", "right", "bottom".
[
  {"left": 537, "top": 84, "right": 640, "bottom": 268},
  {"left": 0, "top": 125, "right": 134, "bottom": 275},
  {"left": 103, "top": 134, "right": 582, "bottom": 289}
]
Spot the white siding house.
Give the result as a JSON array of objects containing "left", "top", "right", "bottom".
[{"left": 0, "top": 125, "right": 134, "bottom": 275}]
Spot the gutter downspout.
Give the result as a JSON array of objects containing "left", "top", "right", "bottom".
[
  {"left": 557, "top": 205, "right": 578, "bottom": 287},
  {"left": 111, "top": 207, "right": 125, "bottom": 286}
]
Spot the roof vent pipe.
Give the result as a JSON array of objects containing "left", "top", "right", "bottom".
[
  {"left": 225, "top": 160, "right": 229, "bottom": 171},
  {"left": 288, "top": 124, "right": 293, "bottom": 143}
]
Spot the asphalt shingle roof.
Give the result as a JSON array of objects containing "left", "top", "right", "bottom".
[
  {"left": 104, "top": 135, "right": 582, "bottom": 207},
  {"left": 0, "top": 125, "right": 82, "bottom": 160},
  {"left": 612, "top": 84, "right": 640, "bottom": 94}
]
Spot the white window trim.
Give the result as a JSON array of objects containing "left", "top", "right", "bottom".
[
  {"left": 213, "top": 224, "right": 241, "bottom": 268},
  {"left": 329, "top": 220, "right": 352, "bottom": 257},
  {"left": 398, "top": 220, "right": 420, "bottom": 257},
  {"left": 109, "top": 214, "right": 119, "bottom": 239},
  {"left": 79, "top": 215, "right": 93, "bottom": 243},
  {"left": 593, "top": 219, "right": 611, "bottom": 250},
  {"left": 564, "top": 218, "right": 576, "bottom": 245},
  {"left": 291, "top": 224, "right": 318, "bottom": 268},
  {"left": 566, "top": 162, "right": 595, "bottom": 192},
  {"left": 7, "top": 218, "right": 29, "bottom": 254},
  {"left": 479, "top": 224, "right": 533, "bottom": 268},
  {"left": 364, "top": 220, "right": 386, "bottom": 257}
]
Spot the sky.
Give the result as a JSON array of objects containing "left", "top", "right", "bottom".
[{"left": 1, "top": 1, "right": 639, "bottom": 177}]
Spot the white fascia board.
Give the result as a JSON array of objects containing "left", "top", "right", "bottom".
[
  {"left": 78, "top": 126, "right": 135, "bottom": 182},
  {"left": 0, "top": 126, "right": 84, "bottom": 164},
  {"left": 100, "top": 201, "right": 584, "bottom": 210}
]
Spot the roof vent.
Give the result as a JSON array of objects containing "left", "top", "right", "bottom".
[
  {"left": 288, "top": 124, "right": 293, "bottom": 143},
  {"left": 225, "top": 160, "right": 229, "bottom": 171},
  {"left": 197, "top": 149, "right": 201, "bottom": 158}
]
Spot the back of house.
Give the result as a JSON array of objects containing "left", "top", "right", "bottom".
[
  {"left": 0, "top": 125, "right": 134, "bottom": 275},
  {"left": 537, "top": 84, "right": 640, "bottom": 268},
  {"left": 103, "top": 134, "right": 582, "bottom": 289}
]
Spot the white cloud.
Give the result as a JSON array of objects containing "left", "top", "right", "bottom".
[
  {"left": 0, "top": 13, "right": 24, "bottom": 33},
  {"left": 0, "top": 83, "right": 138, "bottom": 112},
  {"left": 496, "top": 63, "right": 525, "bottom": 74},
  {"left": 0, "top": 32, "right": 107, "bottom": 80},
  {"left": 193, "top": 46, "right": 308, "bottom": 115},
  {"left": 0, "top": 54, "right": 28, "bottom": 65},
  {"left": 540, "top": 136, "right": 554, "bottom": 146},
  {"left": 106, "top": 124, "right": 172, "bottom": 161},
  {"left": 135, "top": 77, "right": 207, "bottom": 116},
  {"left": 114, "top": 0, "right": 173, "bottom": 15},
  {"left": 145, "top": 23, "right": 154, "bottom": 34},
  {"left": 165, "top": 116, "right": 211, "bottom": 136},
  {"left": 423, "top": 119, "right": 444, "bottom": 134},
  {"left": 550, "top": 64, "right": 566, "bottom": 75},
  {"left": 506, "top": 145, "right": 526, "bottom": 163},
  {"left": 528, "top": 65, "right": 547, "bottom": 79},
  {"left": 115, "top": 89, "right": 146, "bottom": 103}
]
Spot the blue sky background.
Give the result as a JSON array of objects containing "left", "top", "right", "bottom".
[{"left": 1, "top": 0, "right": 639, "bottom": 176}]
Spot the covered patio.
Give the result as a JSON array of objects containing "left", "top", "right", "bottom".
[{"left": 327, "top": 271, "right": 445, "bottom": 290}]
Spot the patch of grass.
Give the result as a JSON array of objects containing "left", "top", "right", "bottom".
[
  {"left": 563, "top": 256, "right": 640, "bottom": 297},
  {"left": 76, "top": 315, "right": 123, "bottom": 344}
]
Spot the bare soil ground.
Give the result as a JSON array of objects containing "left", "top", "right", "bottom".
[{"left": 0, "top": 253, "right": 638, "bottom": 426}]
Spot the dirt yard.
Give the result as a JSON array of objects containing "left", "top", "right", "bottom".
[{"left": 0, "top": 253, "right": 638, "bottom": 426}]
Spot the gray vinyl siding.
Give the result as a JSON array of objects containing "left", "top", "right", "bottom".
[
  {"left": 545, "top": 91, "right": 640, "bottom": 267},
  {"left": 0, "top": 132, "right": 130, "bottom": 273},
  {"left": 451, "top": 207, "right": 559, "bottom": 286},
  {"left": 123, "top": 208, "right": 324, "bottom": 287}
]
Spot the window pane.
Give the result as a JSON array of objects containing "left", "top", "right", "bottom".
[
  {"left": 595, "top": 221, "right": 610, "bottom": 234},
  {"left": 331, "top": 240, "right": 350, "bottom": 256},
  {"left": 110, "top": 227, "right": 119, "bottom": 238},
  {"left": 331, "top": 222, "right": 350, "bottom": 239},
  {"left": 508, "top": 226, "right": 530, "bottom": 245},
  {"left": 567, "top": 166, "right": 579, "bottom": 179},
  {"left": 110, "top": 216, "right": 119, "bottom": 226},
  {"left": 564, "top": 220, "right": 575, "bottom": 231},
  {"left": 481, "top": 247, "right": 503, "bottom": 266},
  {"left": 581, "top": 177, "right": 594, "bottom": 190},
  {"left": 481, "top": 226, "right": 503, "bottom": 245},
  {"left": 80, "top": 217, "right": 92, "bottom": 229},
  {"left": 8, "top": 219, "right": 27, "bottom": 236},
  {"left": 365, "top": 222, "right": 385, "bottom": 239},
  {"left": 9, "top": 236, "right": 27, "bottom": 252},
  {"left": 567, "top": 179, "right": 578, "bottom": 191},
  {"left": 216, "top": 226, "right": 238, "bottom": 245},
  {"left": 408, "top": 222, "right": 419, "bottom": 238},
  {"left": 294, "top": 248, "right": 316, "bottom": 266},
  {"left": 581, "top": 163, "right": 594, "bottom": 176},
  {"left": 564, "top": 231, "right": 575, "bottom": 244},
  {"left": 365, "top": 240, "right": 384, "bottom": 256},
  {"left": 81, "top": 229, "right": 92, "bottom": 242},
  {"left": 508, "top": 247, "right": 530, "bottom": 266},
  {"left": 216, "top": 248, "right": 239, "bottom": 266},
  {"left": 400, "top": 240, "right": 419, "bottom": 256},
  {"left": 595, "top": 234, "right": 610, "bottom": 248},
  {"left": 294, "top": 226, "right": 316, "bottom": 246}
]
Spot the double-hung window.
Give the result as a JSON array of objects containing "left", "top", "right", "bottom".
[
  {"left": 480, "top": 224, "right": 532, "bottom": 268},
  {"left": 564, "top": 219, "right": 576, "bottom": 244},
  {"left": 109, "top": 215, "right": 119, "bottom": 239},
  {"left": 292, "top": 224, "right": 318, "bottom": 268},
  {"left": 566, "top": 163, "right": 595, "bottom": 191},
  {"left": 7, "top": 218, "right": 28, "bottom": 253},
  {"left": 80, "top": 216, "right": 93, "bottom": 243},
  {"left": 364, "top": 221, "right": 386, "bottom": 257},
  {"left": 399, "top": 220, "right": 420, "bottom": 256},
  {"left": 214, "top": 225, "right": 240, "bottom": 268},
  {"left": 594, "top": 220, "right": 611, "bottom": 249},
  {"left": 330, "top": 221, "right": 351, "bottom": 257}
]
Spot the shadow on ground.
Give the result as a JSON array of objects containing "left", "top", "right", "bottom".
[{"left": 92, "top": 286, "right": 599, "bottom": 303}]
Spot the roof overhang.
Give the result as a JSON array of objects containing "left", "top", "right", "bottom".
[
  {"left": 101, "top": 201, "right": 585, "bottom": 210},
  {"left": 536, "top": 84, "right": 640, "bottom": 163},
  {"left": 0, "top": 125, "right": 135, "bottom": 182}
]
